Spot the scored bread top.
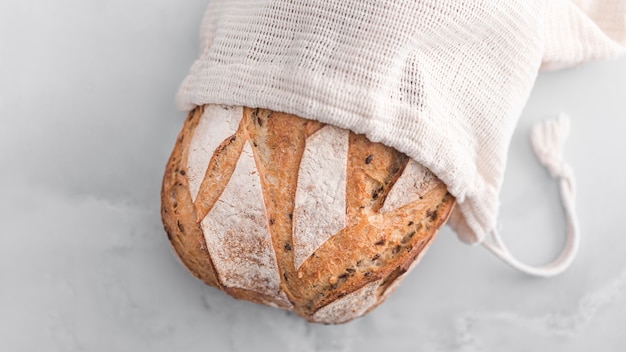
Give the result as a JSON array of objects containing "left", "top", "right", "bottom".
[
  {"left": 293, "top": 125, "right": 349, "bottom": 270},
  {"left": 161, "top": 105, "right": 455, "bottom": 323}
]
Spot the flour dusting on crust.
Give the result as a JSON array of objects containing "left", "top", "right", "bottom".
[
  {"left": 187, "top": 105, "right": 242, "bottom": 201},
  {"left": 200, "top": 142, "right": 282, "bottom": 296},
  {"left": 380, "top": 159, "right": 439, "bottom": 213},
  {"left": 293, "top": 126, "right": 349, "bottom": 270},
  {"left": 312, "top": 280, "right": 382, "bottom": 324}
]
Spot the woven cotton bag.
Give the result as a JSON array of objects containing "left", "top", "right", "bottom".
[{"left": 176, "top": 0, "right": 626, "bottom": 276}]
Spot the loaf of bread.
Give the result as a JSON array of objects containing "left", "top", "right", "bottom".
[{"left": 161, "top": 105, "right": 455, "bottom": 323}]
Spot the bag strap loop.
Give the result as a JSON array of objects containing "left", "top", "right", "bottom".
[{"left": 483, "top": 114, "right": 580, "bottom": 277}]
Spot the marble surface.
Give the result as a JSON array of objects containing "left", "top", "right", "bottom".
[{"left": 2, "top": 1, "right": 626, "bottom": 351}]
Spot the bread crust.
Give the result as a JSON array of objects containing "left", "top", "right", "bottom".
[
  {"left": 162, "top": 106, "right": 221, "bottom": 288},
  {"left": 161, "top": 105, "right": 455, "bottom": 323}
]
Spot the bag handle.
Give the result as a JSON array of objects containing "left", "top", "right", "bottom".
[{"left": 483, "top": 115, "right": 580, "bottom": 277}]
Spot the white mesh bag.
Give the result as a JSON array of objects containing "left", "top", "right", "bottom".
[{"left": 177, "top": 0, "right": 626, "bottom": 276}]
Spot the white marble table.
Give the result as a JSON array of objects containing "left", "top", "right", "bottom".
[{"left": 2, "top": 1, "right": 625, "bottom": 351}]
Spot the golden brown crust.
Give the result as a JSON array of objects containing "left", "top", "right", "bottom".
[
  {"left": 161, "top": 106, "right": 221, "bottom": 288},
  {"left": 244, "top": 108, "right": 325, "bottom": 310},
  {"left": 193, "top": 116, "right": 246, "bottom": 222},
  {"left": 297, "top": 185, "right": 453, "bottom": 316},
  {"left": 161, "top": 105, "right": 456, "bottom": 323}
]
